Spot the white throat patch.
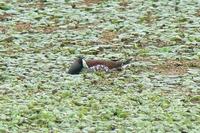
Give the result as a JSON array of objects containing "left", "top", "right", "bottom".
[{"left": 82, "top": 59, "right": 89, "bottom": 68}]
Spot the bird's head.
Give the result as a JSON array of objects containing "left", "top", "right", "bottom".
[{"left": 68, "top": 56, "right": 85, "bottom": 74}]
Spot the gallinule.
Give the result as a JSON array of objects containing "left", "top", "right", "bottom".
[{"left": 68, "top": 57, "right": 130, "bottom": 74}]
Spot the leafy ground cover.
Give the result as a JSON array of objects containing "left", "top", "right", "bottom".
[{"left": 0, "top": 0, "right": 200, "bottom": 132}]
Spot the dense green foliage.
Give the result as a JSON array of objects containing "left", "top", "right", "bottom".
[{"left": 0, "top": 0, "right": 200, "bottom": 132}]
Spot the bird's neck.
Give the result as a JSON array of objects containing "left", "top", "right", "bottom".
[{"left": 82, "top": 59, "right": 89, "bottom": 68}]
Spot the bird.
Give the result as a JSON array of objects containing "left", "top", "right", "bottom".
[{"left": 68, "top": 57, "right": 131, "bottom": 74}]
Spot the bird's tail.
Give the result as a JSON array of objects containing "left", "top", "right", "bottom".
[{"left": 122, "top": 58, "right": 132, "bottom": 65}]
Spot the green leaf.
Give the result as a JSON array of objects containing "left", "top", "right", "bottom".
[{"left": 0, "top": 3, "right": 11, "bottom": 10}]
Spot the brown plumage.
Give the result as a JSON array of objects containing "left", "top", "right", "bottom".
[
  {"left": 85, "top": 60, "right": 123, "bottom": 69},
  {"left": 68, "top": 57, "right": 131, "bottom": 74}
]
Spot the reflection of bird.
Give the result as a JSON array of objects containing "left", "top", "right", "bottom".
[{"left": 68, "top": 57, "right": 131, "bottom": 74}]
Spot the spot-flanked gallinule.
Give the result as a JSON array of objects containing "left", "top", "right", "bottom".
[{"left": 68, "top": 57, "right": 131, "bottom": 74}]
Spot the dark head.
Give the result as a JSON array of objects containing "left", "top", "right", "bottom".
[{"left": 68, "top": 57, "right": 84, "bottom": 74}]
